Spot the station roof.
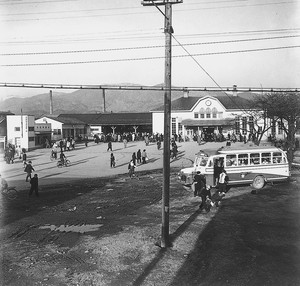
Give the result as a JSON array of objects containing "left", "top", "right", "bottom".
[
  {"left": 41, "top": 113, "right": 152, "bottom": 126},
  {"left": 152, "top": 93, "right": 253, "bottom": 112}
]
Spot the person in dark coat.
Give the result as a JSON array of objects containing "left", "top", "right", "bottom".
[
  {"left": 107, "top": 141, "right": 112, "bottom": 152},
  {"left": 110, "top": 153, "right": 116, "bottom": 168},
  {"left": 25, "top": 161, "right": 35, "bottom": 182},
  {"left": 193, "top": 171, "right": 206, "bottom": 197},
  {"left": 29, "top": 174, "right": 39, "bottom": 197},
  {"left": 137, "top": 149, "right": 141, "bottom": 164}
]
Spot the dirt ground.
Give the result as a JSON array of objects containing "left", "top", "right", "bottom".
[{"left": 1, "top": 146, "right": 300, "bottom": 286}]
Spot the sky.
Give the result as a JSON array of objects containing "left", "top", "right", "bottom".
[{"left": 0, "top": 0, "right": 299, "bottom": 99}]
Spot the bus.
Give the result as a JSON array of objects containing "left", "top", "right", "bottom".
[{"left": 178, "top": 145, "right": 290, "bottom": 190}]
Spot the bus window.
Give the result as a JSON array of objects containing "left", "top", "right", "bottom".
[
  {"left": 226, "top": 154, "right": 237, "bottom": 167},
  {"left": 262, "top": 152, "right": 271, "bottom": 164},
  {"left": 250, "top": 153, "right": 260, "bottom": 165},
  {"left": 273, "top": 152, "right": 282, "bottom": 163},
  {"left": 207, "top": 158, "right": 214, "bottom": 167},
  {"left": 238, "top": 154, "right": 249, "bottom": 166}
]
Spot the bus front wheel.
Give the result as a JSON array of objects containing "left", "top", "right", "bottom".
[{"left": 252, "top": 175, "right": 265, "bottom": 189}]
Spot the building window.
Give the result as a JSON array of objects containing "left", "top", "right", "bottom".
[
  {"left": 278, "top": 122, "right": 284, "bottom": 135},
  {"left": 249, "top": 116, "right": 254, "bottom": 134},
  {"left": 178, "top": 122, "right": 182, "bottom": 133},
  {"left": 171, "top": 118, "right": 176, "bottom": 135},
  {"left": 235, "top": 116, "right": 240, "bottom": 134},
  {"left": 53, "top": 129, "right": 62, "bottom": 135},
  {"left": 15, "top": 127, "right": 20, "bottom": 131},
  {"left": 29, "top": 137, "right": 35, "bottom": 142},
  {"left": 212, "top": 107, "right": 217, "bottom": 119},
  {"left": 206, "top": 108, "right": 211, "bottom": 119},
  {"left": 194, "top": 113, "right": 199, "bottom": 119},
  {"left": 200, "top": 108, "right": 205, "bottom": 119},
  {"left": 242, "top": 117, "right": 247, "bottom": 135},
  {"left": 29, "top": 127, "right": 34, "bottom": 131}
]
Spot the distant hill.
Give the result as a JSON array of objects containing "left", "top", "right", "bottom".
[
  {"left": 0, "top": 88, "right": 183, "bottom": 117},
  {"left": 0, "top": 86, "right": 257, "bottom": 117}
]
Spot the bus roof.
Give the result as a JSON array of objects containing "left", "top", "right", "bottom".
[{"left": 217, "top": 145, "right": 284, "bottom": 155}]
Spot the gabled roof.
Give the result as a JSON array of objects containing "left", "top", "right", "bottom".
[{"left": 152, "top": 93, "right": 253, "bottom": 112}]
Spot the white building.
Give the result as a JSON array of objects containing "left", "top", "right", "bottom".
[
  {"left": 7, "top": 115, "right": 36, "bottom": 150},
  {"left": 151, "top": 92, "right": 272, "bottom": 141}
]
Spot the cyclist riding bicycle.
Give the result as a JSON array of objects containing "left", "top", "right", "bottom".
[{"left": 59, "top": 151, "right": 66, "bottom": 165}]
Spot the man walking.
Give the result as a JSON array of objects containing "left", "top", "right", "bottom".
[
  {"left": 25, "top": 161, "right": 35, "bottom": 182},
  {"left": 29, "top": 174, "right": 39, "bottom": 197}
]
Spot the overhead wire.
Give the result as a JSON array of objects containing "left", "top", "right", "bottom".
[
  {"left": 1, "top": 35, "right": 299, "bottom": 56},
  {"left": 1, "top": 45, "right": 300, "bottom": 67},
  {"left": 1, "top": 1, "right": 296, "bottom": 21},
  {"left": 171, "top": 34, "right": 250, "bottom": 111}
]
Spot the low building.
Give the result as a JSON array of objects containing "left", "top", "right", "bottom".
[
  {"left": 0, "top": 111, "right": 14, "bottom": 152},
  {"left": 6, "top": 114, "right": 36, "bottom": 150}
]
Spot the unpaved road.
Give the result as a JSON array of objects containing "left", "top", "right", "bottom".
[{"left": 1, "top": 142, "right": 300, "bottom": 285}]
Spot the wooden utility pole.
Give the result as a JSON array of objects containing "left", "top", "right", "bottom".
[
  {"left": 142, "top": 0, "right": 183, "bottom": 248},
  {"left": 102, "top": 88, "right": 106, "bottom": 113}
]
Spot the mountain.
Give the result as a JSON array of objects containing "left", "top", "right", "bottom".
[
  {"left": 0, "top": 88, "right": 183, "bottom": 117},
  {"left": 0, "top": 86, "right": 257, "bottom": 117}
]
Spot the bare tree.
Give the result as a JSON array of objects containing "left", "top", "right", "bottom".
[{"left": 252, "top": 91, "right": 300, "bottom": 163}]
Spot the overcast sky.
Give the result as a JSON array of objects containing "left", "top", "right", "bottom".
[{"left": 0, "top": 0, "right": 299, "bottom": 99}]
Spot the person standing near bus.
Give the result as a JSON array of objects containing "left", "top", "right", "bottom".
[{"left": 218, "top": 169, "right": 229, "bottom": 194}]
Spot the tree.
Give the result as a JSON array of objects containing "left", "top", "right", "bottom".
[{"left": 252, "top": 91, "right": 300, "bottom": 163}]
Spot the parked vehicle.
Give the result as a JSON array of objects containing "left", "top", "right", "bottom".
[{"left": 178, "top": 146, "right": 290, "bottom": 190}]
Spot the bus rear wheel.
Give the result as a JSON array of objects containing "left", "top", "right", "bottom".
[{"left": 252, "top": 175, "right": 265, "bottom": 189}]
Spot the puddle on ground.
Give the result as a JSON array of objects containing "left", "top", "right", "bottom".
[{"left": 39, "top": 224, "right": 103, "bottom": 233}]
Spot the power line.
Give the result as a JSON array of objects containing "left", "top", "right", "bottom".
[
  {"left": 1, "top": 1, "right": 296, "bottom": 21},
  {"left": 2, "top": 28, "right": 299, "bottom": 47},
  {"left": 2, "top": 45, "right": 300, "bottom": 67},
  {"left": 2, "top": 35, "right": 299, "bottom": 56}
]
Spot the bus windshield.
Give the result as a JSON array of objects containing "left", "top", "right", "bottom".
[{"left": 195, "top": 156, "right": 208, "bottom": 167}]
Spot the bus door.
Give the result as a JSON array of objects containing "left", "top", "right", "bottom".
[{"left": 205, "top": 155, "right": 225, "bottom": 186}]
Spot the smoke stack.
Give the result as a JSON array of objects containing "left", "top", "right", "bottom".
[
  {"left": 233, "top": 85, "right": 237, "bottom": 97},
  {"left": 50, "top": 90, "right": 53, "bottom": 114}
]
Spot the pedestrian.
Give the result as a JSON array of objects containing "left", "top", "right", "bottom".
[
  {"left": 137, "top": 149, "right": 142, "bottom": 164},
  {"left": 24, "top": 161, "right": 35, "bottom": 182},
  {"left": 29, "top": 174, "right": 39, "bottom": 197},
  {"left": 71, "top": 138, "right": 75, "bottom": 149},
  {"left": 22, "top": 149, "right": 27, "bottom": 167},
  {"left": 132, "top": 152, "right": 137, "bottom": 165},
  {"left": 193, "top": 171, "right": 206, "bottom": 197},
  {"left": 141, "top": 149, "right": 147, "bottom": 164},
  {"left": 85, "top": 136, "right": 88, "bottom": 147},
  {"left": 110, "top": 153, "right": 116, "bottom": 168},
  {"left": 218, "top": 169, "right": 229, "bottom": 194},
  {"left": 66, "top": 139, "right": 71, "bottom": 151},
  {"left": 16, "top": 145, "right": 22, "bottom": 159},
  {"left": 128, "top": 159, "right": 137, "bottom": 179},
  {"left": 107, "top": 141, "right": 112, "bottom": 152},
  {"left": 123, "top": 138, "right": 128, "bottom": 148}
]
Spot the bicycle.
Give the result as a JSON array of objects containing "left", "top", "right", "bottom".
[
  {"left": 1, "top": 186, "right": 18, "bottom": 200},
  {"left": 50, "top": 150, "right": 57, "bottom": 161},
  {"left": 57, "top": 158, "right": 71, "bottom": 168}
]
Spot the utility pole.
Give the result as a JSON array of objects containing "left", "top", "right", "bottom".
[
  {"left": 102, "top": 88, "right": 106, "bottom": 113},
  {"left": 142, "top": 0, "right": 183, "bottom": 248}
]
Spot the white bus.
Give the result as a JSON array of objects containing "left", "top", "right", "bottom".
[{"left": 178, "top": 146, "right": 290, "bottom": 190}]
